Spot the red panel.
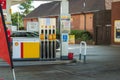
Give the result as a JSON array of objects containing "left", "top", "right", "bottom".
[
  {"left": 0, "top": 6, "right": 12, "bottom": 66},
  {"left": 0, "top": 0, "right": 6, "bottom": 9},
  {"left": 21, "top": 43, "right": 23, "bottom": 58}
]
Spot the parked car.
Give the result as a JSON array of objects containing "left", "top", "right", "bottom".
[
  {"left": 11, "top": 31, "right": 38, "bottom": 37},
  {"left": 11, "top": 31, "right": 60, "bottom": 49}
]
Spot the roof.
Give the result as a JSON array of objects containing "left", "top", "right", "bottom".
[
  {"left": 69, "top": 0, "right": 105, "bottom": 14},
  {"left": 25, "top": 1, "right": 60, "bottom": 18},
  {"left": 25, "top": 0, "right": 105, "bottom": 18}
]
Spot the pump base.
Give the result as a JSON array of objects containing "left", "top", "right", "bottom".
[{"left": 61, "top": 56, "right": 68, "bottom": 60}]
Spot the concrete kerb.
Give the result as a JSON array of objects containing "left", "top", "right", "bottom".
[{"left": 0, "top": 60, "right": 74, "bottom": 67}]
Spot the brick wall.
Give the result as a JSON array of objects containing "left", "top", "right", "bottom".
[
  {"left": 23, "top": 18, "right": 38, "bottom": 29},
  {"left": 24, "top": 14, "right": 94, "bottom": 37},
  {"left": 71, "top": 14, "right": 80, "bottom": 30},
  {"left": 71, "top": 13, "right": 94, "bottom": 35},
  {"left": 86, "top": 14, "right": 94, "bottom": 35}
]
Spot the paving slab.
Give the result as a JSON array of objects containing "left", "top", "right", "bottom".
[{"left": 0, "top": 45, "right": 120, "bottom": 80}]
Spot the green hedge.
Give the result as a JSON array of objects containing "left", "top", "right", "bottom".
[
  {"left": 56, "top": 29, "right": 92, "bottom": 41},
  {"left": 70, "top": 30, "right": 92, "bottom": 41}
]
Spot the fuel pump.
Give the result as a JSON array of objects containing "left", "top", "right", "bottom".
[{"left": 39, "top": 18, "right": 56, "bottom": 60}]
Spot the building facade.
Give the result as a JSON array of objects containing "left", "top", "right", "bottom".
[
  {"left": 111, "top": 1, "right": 120, "bottom": 45},
  {"left": 23, "top": 0, "right": 120, "bottom": 45}
]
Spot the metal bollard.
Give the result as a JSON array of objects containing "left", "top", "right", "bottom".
[{"left": 79, "top": 41, "right": 87, "bottom": 63}]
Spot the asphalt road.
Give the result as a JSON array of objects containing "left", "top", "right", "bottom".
[{"left": 0, "top": 45, "right": 120, "bottom": 80}]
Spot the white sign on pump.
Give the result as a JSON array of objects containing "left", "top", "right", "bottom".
[{"left": 61, "top": 33, "right": 69, "bottom": 59}]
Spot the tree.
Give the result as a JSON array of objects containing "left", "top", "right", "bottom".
[
  {"left": 11, "top": 0, "right": 34, "bottom": 29},
  {"left": 11, "top": 12, "right": 23, "bottom": 28},
  {"left": 11, "top": 12, "right": 18, "bottom": 26},
  {"left": 19, "top": 0, "right": 34, "bottom": 16}
]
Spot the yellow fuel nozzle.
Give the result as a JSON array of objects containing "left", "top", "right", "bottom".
[
  {"left": 40, "top": 34, "right": 45, "bottom": 40},
  {"left": 48, "top": 34, "right": 52, "bottom": 40},
  {"left": 52, "top": 34, "right": 56, "bottom": 40}
]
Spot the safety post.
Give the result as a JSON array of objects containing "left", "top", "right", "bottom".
[{"left": 79, "top": 41, "right": 87, "bottom": 63}]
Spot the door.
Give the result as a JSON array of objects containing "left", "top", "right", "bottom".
[
  {"left": 94, "top": 10, "right": 111, "bottom": 45},
  {"left": 95, "top": 25, "right": 111, "bottom": 45}
]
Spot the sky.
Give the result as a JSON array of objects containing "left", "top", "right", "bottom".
[{"left": 11, "top": 1, "right": 51, "bottom": 13}]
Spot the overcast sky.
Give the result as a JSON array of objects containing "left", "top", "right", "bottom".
[{"left": 11, "top": 1, "right": 51, "bottom": 13}]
